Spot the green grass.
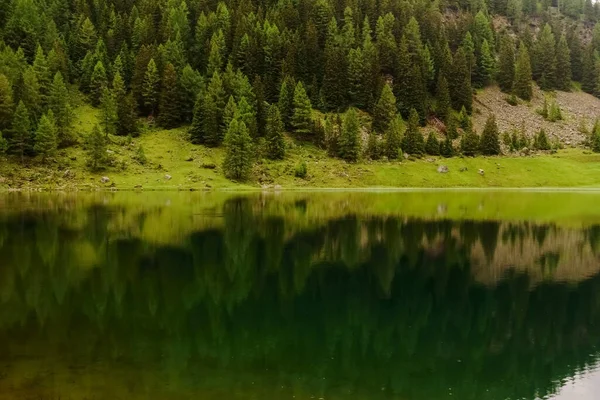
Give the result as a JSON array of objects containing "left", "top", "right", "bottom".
[{"left": 3, "top": 105, "right": 600, "bottom": 190}]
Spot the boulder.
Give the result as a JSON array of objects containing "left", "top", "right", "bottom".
[
  {"left": 165, "top": 174, "right": 172, "bottom": 180},
  {"left": 437, "top": 165, "right": 449, "bottom": 173},
  {"left": 459, "top": 167, "right": 468, "bottom": 172},
  {"left": 478, "top": 169, "right": 485, "bottom": 176},
  {"left": 100, "top": 176, "right": 110, "bottom": 183}
]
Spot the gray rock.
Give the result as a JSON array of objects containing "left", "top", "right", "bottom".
[
  {"left": 403, "top": 152, "right": 409, "bottom": 160},
  {"left": 100, "top": 176, "right": 110, "bottom": 183},
  {"left": 437, "top": 165, "right": 449, "bottom": 173},
  {"left": 478, "top": 169, "right": 485, "bottom": 176},
  {"left": 165, "top": 174, "right": 172, "bottom": 180},
  {"left": 459, "top": 167, "right": 468, "bottom": 172}
]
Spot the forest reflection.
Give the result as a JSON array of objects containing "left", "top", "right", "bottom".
[{"left": 0, "top": 194, "right": 599, "bottom": 399}]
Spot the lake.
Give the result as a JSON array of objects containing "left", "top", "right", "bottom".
[{"left": 1, "top": 191, "right": 600, "bottom": 399}]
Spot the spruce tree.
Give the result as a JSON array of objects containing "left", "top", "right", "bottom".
[
  {"left": 100, "top": 87, "right": 118, "bottom": 136},
  {"left": 339, "top": 107, "right": 361, "bottom": 162},
  {"left": 90, "top": 61, "right": 108, "bottom": 106},
  {"left": 450, "top": 48, "right": 472, "bottom": 113},
  {"left": 555, "top": 33, "right": 572, "bottom": 91},
  {"left": 436, "top": 74, "right": 451, "bottom": 122},
  {"left": 223, "top": 118, "right": 253, "bottom": 180},
  {"left": 87, "top": 124, "right": 107, "bottom": 170},
  {"left": 372, "top": 84, "right": 396, "bottom": 133},
  {"left": 440, "top": 134, "right": 454, "bottom": 158},
  {"left": 266, "top": 104, "right": 285, "bottom": 160},
  {"left": 253, "top": 76, "right": 267, "bottom": 137},
  {"left": 366, "top": 130, "right": 381, "bottom": 160},
  {"left": 278, "top": 77, "right": 295, "bottom": 130},
  {"left": 497, "top": 35, "right": 515, "bottom": 93},
  {"left": 460, "top": 128, "right": 480, "bottom": 156},
  {"left": 179, "top": 65, "right": 203, "bottom": 123},
  {"left": 534, "top": 128, "right": 551, "bottom": 150},
  {"left": 118, "top": 94, "right": 139, "bottom": 137},
  {"left": 158, "top": 63, "right": 180, "bottom": 128},
  {"left": 142, "top": 58, "right": 160, "bottom": 115},
  {"left": 401, "top": 109, "right": 425, "bottom": 156},
  {"left": 33, "top": 45, "right": 50, "bottom": 104},
  {"left": 0, "top": 131, "right": 7, "bottom": 155},
  {"left": 321, "top": 42, "right": 348, "bottom": 110},
  {"left": 478, "top": 39, "right": 495, "bottom": 87},
  {"left": 0, "top": 74, "right": 14, "bottom": 131},
  {"left": 385, "top": 115, "right": 403, "bottom": 160},
  {"left": 395, "top": 36, "right": 427, "bottom": 121},
  {"left": 535, "top": 24, "right": 556, "bottom": 90},
  {"left": 348, "top": 47, "right": 369, "bottom": 109},
  {"left": 34, "top": 110, "right": 58, "bottom": 160},
  {"left": 48, "top": 72, "right": 75, "bottom": 146},
  {"left": 513, "top": 42, "right": 533, "bottom": 101},
  {"left": 223, "top": 96, "right": 237, "bottom": 131},
  {"left": 582, "top": 45, "right": 597, "bottom": 94},
  {"left": 479, "top": 114, "right": 501, "bottom": 155},
  {"left": 425, "top": 132, "right": 440, "bottom": 155},
  {"left": 292, "top": 81, "right": 312, "bottom": 135},
  {"left": 18, "top": 67, "right": 42, "bottom": 121},
  {"left": 11, "top": 101, "right": 32, "bottom": 163}
]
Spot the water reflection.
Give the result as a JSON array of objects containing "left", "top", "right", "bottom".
[{"left": 0, "top": 192, "right": 599, "bottom": 399}]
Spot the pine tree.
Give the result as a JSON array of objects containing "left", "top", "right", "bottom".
[
  {"left": 395, "top": 36, "right": 427, "bottom": 121},
  {"left": 582, "top": 45, "right": 597, "bottom": 94},
  {"left": 401, "top": 109, "right": 425, "bottom": 156},
  {"left": 142, "top": 58, "right": 160, "bottom": 115},
  {"left": 87, "top": 124, "right": 107, "bottom": 170},
  {"left": 450, "top": 48, "right": 472, "bottom": 113},
  {"left": 372, "top": 84, "right": 396, "bottom": 133},
  {"left": 99, "top": 87, "right": 118, "bottom": 136},
  {"left": 425, "top": 132, "right": 440, "bottom": 155},
  {"left": 478, "top": 39, "right": 495, "bottom": 87},
  {"left": 33, "top": 45, "right": 50, "bottom": 104},
  {"left": 34, "top": 110, "right": 58, "bottom": 160},
  {"left": 534, "top": 128, "right": 551, "bottom": 150},
  {"left": 555, "top": 33, "right": 572, "bottom": 91},
  {"left": 497, "top": 35, "right": 515, "bottom": 92},
  {"left": 158, "top": 63, "right": 180, "bottom": 128},
  {"left": 436, "top": 74, "right": 451, "bottom": 121},
  {"left": 18, "top": 67, "right": 42, "bottom": 121},
  {"left": 0, "top": 74, "right": 14, "bottom": 131},
  {"left": 118, "top": 94, "right": 139, "bottom": 137},
  {"left": 292, "top": 82, "right": 312, "bottom": 135},
  {"left": 11, "top": 101, "right": 32, "bottom": 163},
  {"left": 460, "top": 128, "right": 480, "bottom": 156},
  {"left": 48, "top": 72, "right": 75, "bottom": 146},
  {"left": 90, "top": 61, "right": 108, "bottom": 106},
  {"left": 440, "top": 134, "right": 454, "bottom": 157},
  {"left": 179, "top": 65, "right": 203, "bottom": 123},
  {"left": 348, "top": 47, "right": 369, "bottom": 109},
  {"left": 479, "top": 114, "right": 501, "bottom": 155},
  {"left": 253, "top": 76, "right": 267, "bottom": 138},
  {"left": 266, "top": 104, "right": 285, "bottom": 160},
  {"left": 447, "top": 113, "right": 459, "bottom": 139},
  {"left": 339, "top": 108, "right": 361, "bottom": 161},
  {"left": 278, "top": 77, "right": 295, "bottom": 130},
  {"left": 513, "top": 42, "right": 533, "bottom": 100},
  {"left": 385, "top": 115, "right": 403, "bottom": 160},
  {"left": 223, "top": 96, "right": 237, "bottom": 131},
  {"left": 223, "top": 118, "right": 253, "bottom": 180},
  {"left": 366, "top": 130, "right": 381, "bottom": 160},
  {"left": 535, "top": 24, "right": 556, "bottom": 90},
  {"left": 321, "top": 41, "right": 348, "bottom": 110}
]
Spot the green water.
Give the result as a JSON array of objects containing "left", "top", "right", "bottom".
[{"left": 1, "top": 191, "right": 600, "bottom": 400}]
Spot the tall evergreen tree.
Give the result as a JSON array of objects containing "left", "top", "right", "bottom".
[
  {"left": 223, "top": 117, "right": 253, "bottom": 180},
  {"left": 450, "top": 48, "right": 472, "bottom": 113},
  {"left": 425, "top": 132, "right": 440, "bottom": 155},
  {"left": 401, "top": 109, "right": 425, "bottom": 156},
  {"left": 582, "top": 45, "right": 597, "bottom": 94},
  {"left": 278, "top": 77, "right": 295, "bottom": 130},
  {"left": 34, "top": 110, "right": 58, "bottom": 160},
  {"left": 0, "top": 74, "right": 14, "bottom": 131},
  {"left": 158, "top": 63, "right": 180, "bottom": 128},
  {"left": 11, "top": 101, "right": 32, "bottom": 163},
  {"left": 385, "top": 115, "right": 403, "bottom": 160},
  {"left": 372, "top": 84, "right": 396, "bottom": 133},
  {"left": 479, "top": 114, "right": 501, "bottom": 155},
  {"left": 142, "top": 58, "right": 160, "bottom": 115},
  {"left": 99, "top": 87, "right": 118, "bottom": 136},
  {"left": 436, "top": 74, "right": 451, "bottom": 122},
  {"left": 48, "top": 72, "right": 74, "bottom": 146},
  {"left": 292, "top": 82, "right": 313, "bottom": 135},
  {"left": 266, "top": 104, "right": 285, "bottom": 160},
  {"left": 513, "top": 42, "right": 533, "bottom": 101},
  {"left": 253, "top": 76, "right": 267, "bottom": 138},
  {"left": 396, "top": 36, "right": 427, "bottom": 121},
  {"left": 347, "top": 47, "right": 369, "bottom": 109},
  {"left": 478, "top": 39, "right": 495, "bottom": 87},
  {"left": 534, "top": 24, "right": 556, "bottom": 90},
  {"left": 460, "top": 127, "right": 480, "bottom": 156},
  {"left": 179, "top": 65, "right": 203, "bottom": 123},
  {"left": 497, "top": 35, "right": 516, "bottom": 93},
  {"left": 87, "top": 124, "right": 107, "bottom": 171},
  {"left": 555, "top": 34, "right": 572, "bottom": 91},
  {"left": 339, "top": 107, "right": 361, "bottom": 161},
  {"left": 90, "top": 61, "right": 108, "bottom": 107}
]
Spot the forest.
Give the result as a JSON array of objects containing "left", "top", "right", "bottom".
[{"left": 0, "top": 0, "right": 600, "bottom": 181}]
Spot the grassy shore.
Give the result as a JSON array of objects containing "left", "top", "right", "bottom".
[{"left": 2, "top": 105, "right": 600, "bottom": 190}]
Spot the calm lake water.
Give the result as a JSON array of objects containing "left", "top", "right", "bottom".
[{"left": 1, "top": 191, "right": 600, "bottom": 400}]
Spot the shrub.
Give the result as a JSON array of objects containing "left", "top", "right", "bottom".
[
  {"left": 294, "top": 160, "right": 307, "bottom": 178},
  {"left": 533, "top": 129, "right": 551, "bottom": 150}
]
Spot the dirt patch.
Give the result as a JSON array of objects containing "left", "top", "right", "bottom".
[{"left": 472, "top": 85, "right": 598, "bottom": 146}]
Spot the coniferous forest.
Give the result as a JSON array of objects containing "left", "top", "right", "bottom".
[{"left": 2, "top": 0, "right": 600, "bottom": 182}]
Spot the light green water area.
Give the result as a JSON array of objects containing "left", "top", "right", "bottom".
[{"left": 1, "top": 191, "right": 600, "bottom": 399}]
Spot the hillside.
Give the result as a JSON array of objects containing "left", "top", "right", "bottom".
[{"left": 2, "top": 0, "right": 600, "bottom": 188}]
